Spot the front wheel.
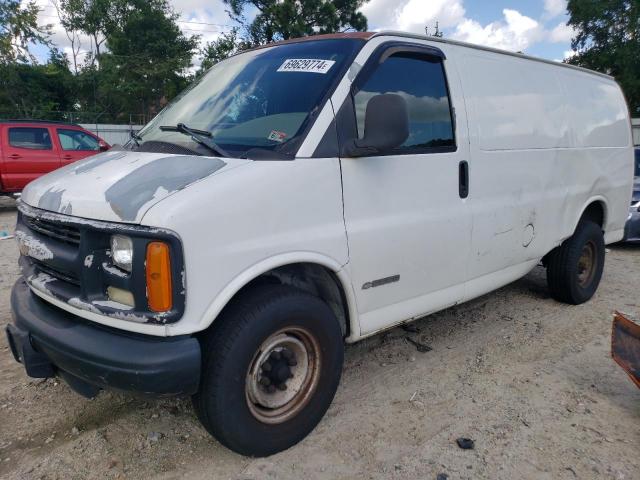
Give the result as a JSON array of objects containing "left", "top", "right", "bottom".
[
  {"left": 546, "top": 220, "right": 605, "bottom": 304},
  {"left": 192, "top": 285, "right": 344, "bottom": 457}
]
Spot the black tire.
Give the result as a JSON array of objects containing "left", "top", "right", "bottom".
[
  {"left": 192, "top": 285, "right": 344, "bottom": 457},
  {"left": 546, "top": 220, "right": 605, "bottom": 304}
]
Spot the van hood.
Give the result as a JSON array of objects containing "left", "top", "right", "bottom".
[{"left": 21, "top": 150, "right": 248, "bottom": 223}]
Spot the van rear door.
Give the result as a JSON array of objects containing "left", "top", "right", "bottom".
[{"left": 0, "top": 125, "right": 61, "bottom": 191}]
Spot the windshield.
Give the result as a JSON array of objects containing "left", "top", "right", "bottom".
[{"left": 137, "top": 39, "right": 364, "bottom": 158}]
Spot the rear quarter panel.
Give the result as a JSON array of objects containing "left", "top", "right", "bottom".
[{"left": 455, "top": 46, "right": 633, "bottom": 284}]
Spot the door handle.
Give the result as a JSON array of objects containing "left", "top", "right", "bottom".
[
  {"left": 62, "top": 155, "right": 73, "bottom": 160},
  {"left": 9, "top": 154, "right": 21, "bottom": 159},
  {"left": 459, "top": 160, "right": 469, "bottom": 199}
]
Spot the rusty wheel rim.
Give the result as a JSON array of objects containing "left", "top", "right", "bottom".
[
  {"left": 577, "top": 240, "right": 596, "bottom": 288},
  {"left": 245, "top": 327, "right": 321, "bottom": 424}
]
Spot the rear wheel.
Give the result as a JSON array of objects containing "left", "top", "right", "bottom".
[
  {"left": 546, "top": 220, "right": 605, "bottom": 304},
  {"left": 192, "top": 285, "right": 344, "bottom": 457}
]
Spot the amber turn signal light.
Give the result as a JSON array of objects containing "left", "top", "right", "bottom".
[{"left": 146, "top": 242, "right": 172, "bottom": 312}]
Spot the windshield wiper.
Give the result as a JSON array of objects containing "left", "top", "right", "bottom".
[
  {"left": 159, "top": 123, "right": 231, "bottom": 158},
  {"left": 129, "top": 130, "right": 142, "bottom": 147}
]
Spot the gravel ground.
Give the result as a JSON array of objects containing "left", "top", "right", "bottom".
[{"left": 0, "top": 195, "right": 639, "bottom": 480}]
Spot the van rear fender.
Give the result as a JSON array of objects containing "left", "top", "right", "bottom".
[{"left": 569, "top": 196, "right": 608, "bottom": 239}]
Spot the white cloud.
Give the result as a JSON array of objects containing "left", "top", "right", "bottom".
[
  {"left": 169, "top": 1, "right": 233, "bottom": 47},
  {"left": 543, "top": 0, "right": 567, "bottom": 19},
  {"left": 452, "top": 9, "right": 543, "bottom": 52},
  {"left": 549, "top": 22, "right": 575, "bottom": 43},
  {"left": 361, "top": 1, "right": 571, "bottom": 55},
  {"left": 361, "top": 0, "right": 465, "bottom": 34}
]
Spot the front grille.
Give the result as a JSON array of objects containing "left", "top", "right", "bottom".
[
  {"left": 33, "top": 260, "right": 80, "bottom": 286},
  {"left": 17, "top": 201, "right": 186, "bottom": 325},
  {"left": 23, "top": 215, "right": 81, "bottom": 245}
]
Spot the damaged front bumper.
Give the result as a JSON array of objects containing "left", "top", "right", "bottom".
[{"left": 6, "top": 280, "right": 201, "bottom": 397}]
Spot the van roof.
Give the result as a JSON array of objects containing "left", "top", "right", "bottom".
[
  {"left": 266, "top": 31, "right": 613, "bottom": 82},
  {"left": 372, "top": 31, "right": 613, "bottom": 81}
]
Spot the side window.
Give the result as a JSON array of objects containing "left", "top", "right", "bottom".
[
  {"left": 8, "top": 127, "right": 53, "bottom": 150},
  {"left": 354, "top": 52, "right": 455, "bottom": 152},
  {"left": 57, "top": 129, "right": 100, "bottom": 151}
]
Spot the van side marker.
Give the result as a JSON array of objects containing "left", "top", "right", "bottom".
[{"left": 362, "top": 275, "right": 400, "bottom": 290}]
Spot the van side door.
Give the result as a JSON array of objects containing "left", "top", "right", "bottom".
[
  {"left": 457, "top": 52, "right": 575, "bottom": 298},
  {"left": 337, "top": 43, "right": 472, "bottom": 335},
  {"left": 0, "top": 125, "right": 61, "bottom": 191}
]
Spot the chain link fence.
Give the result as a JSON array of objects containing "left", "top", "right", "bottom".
[{"left": 0, "top": 110, "right": 148, "bottom": 126}]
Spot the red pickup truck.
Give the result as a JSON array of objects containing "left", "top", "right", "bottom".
[{"left": 0, "top": 120, "right": 110, "bottom": 196}]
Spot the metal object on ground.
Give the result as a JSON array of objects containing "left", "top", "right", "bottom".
[{"left": 611, "top": 311, "right": 640, "bottom": 389}]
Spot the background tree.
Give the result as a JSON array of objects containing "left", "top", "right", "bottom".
[
  {"left": 96, "top": 0, "right": 199, "bottom": 120},
  {"left": 56, "top": 0, "right": 198, "bottom": 122},
  {"left": 200, "top": 0, "right": 368, "bottom": 67},
  {"left": 0, "top": 0, "right": 50, "bottom": 64},
  {"left": 566, "top": 0, "right": 640, "bottom": 115},
  {"left": 227, "top": 0, "right": 368, "bottom": 43},
  {"left": 1, "top": 0, "right": 372, "bottom": 122},
  {"left": 199, "top": 28, "right": 245, "bottom": 74},
  {"left": 0, "top": 49, "right": 76, "bottom": 118},
  {"left": 58, "top": 0, "right": 111, "bottom": 65}
]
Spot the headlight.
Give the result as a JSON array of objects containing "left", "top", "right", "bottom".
[{"left": 110, "top": 235, "right": 133, "bottom": 272}]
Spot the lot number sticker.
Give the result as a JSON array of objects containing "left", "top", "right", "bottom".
[{"left": 277, "top": 58, "right": 336, "bottom": 74}]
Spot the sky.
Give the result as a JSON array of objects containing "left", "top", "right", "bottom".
[{"left": 29, "top": 0, "right": 576, "bottom": 67}]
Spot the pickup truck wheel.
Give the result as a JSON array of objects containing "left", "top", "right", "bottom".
[
  {"left": 546, "top": 220, "right": 605, "bottom": 305},
  {"left": 192, "top": 285, "right": 344, "bottom": 457}
]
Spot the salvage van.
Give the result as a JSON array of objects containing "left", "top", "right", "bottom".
[{"left": 6, "top": 32, "right": 634, "bottom": 456}]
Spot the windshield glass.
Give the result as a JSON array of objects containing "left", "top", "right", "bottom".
[{"left": 137, "top": 39, "right": 364, "bottom": 157}]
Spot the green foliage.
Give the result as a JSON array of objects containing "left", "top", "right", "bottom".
[
  {"left": 0, "top": 50, "right": 76, "bottom": 118},
  {"left": 199, "top": 28, "right": 246, "bottom": 74},
  {"left": 58, "top": 0, "right": 111, "bottom": 60},
  {"left": 566, "top": 0, "right": 640, "bottom": 114},
  {"left": 48, "top": 0, "right": 198, "bottom": 122},
  {"left": 227, "top": 0, "right": 368, "bottom": 44},
  {"left": 1, "top": 0, "right": 372, "bottom": 121},
  {"left": 0, "top": 0, "right": 51, "bottom": 64},
  {"left": 93, "top": 0, "right": 199, "bottom": 120},
  {"left": 199, "top": 0, "right": 368, "bottom": 66}
]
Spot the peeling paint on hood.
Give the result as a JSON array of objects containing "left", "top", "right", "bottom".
[{"left": 21, "top": 150, "right": 248, "bottom": 223}]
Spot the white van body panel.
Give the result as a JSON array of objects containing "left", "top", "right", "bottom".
[
  {"left": 20, "top": 150, "right": 247, "bottom": 224},
  {"left": 454, "top": 44, "right": 632, "bottom": 291},
  {"left": 140, "top": 157, "right": 350, "bottom": 337},
  {"left": 334, "top": 39, "right": 474, "bottom": 336},
  {"left": 16, "top": 32, "right": 634, "bottom": 339}
]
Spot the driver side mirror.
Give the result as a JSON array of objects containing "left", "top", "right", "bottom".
[
  {"left": 344, "top": 93, "right": 409, "bottom": 157},
  {"left": 99, "top": 140, "right": 110, "bottom": 152}
]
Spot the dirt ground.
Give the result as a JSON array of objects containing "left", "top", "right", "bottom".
[{"left": 0, "top": 195, "right": 639, "bottom": 480}]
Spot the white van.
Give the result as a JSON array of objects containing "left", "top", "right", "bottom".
[{"left": 6, "top": 31, "right": 634, "bottom": 456}]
